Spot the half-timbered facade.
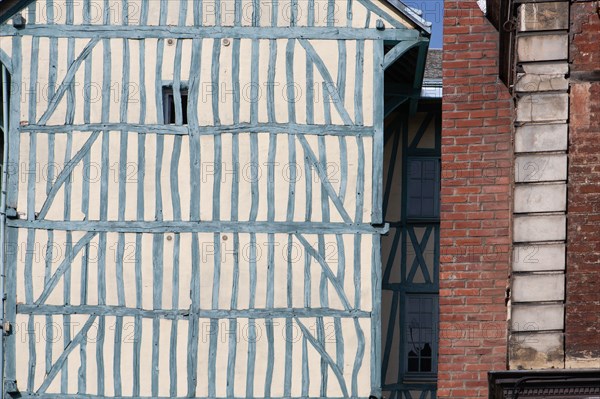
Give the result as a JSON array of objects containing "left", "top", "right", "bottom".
[
  {"left": 381, "top": 49, "right": 441, "bottom": 399},
  {"left": 0, "top": 1, "right": 433, "bottom": 398}
]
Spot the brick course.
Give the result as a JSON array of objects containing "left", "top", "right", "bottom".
[{"left": 440, "top": 1, "right": 512, "bottom": 397}]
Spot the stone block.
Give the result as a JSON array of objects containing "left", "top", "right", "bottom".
[
  {"left": 512, "top": 273, "right": 565, "bottom": 302},
  {"left": 515, "top": 73, "right": 569, "bottom": 92},
  {"left": 515, "top": 123, "right": 568, "bottom": 153},
  {"left": 514, "top": 183, "right": 566, "bottom": 213},
  {"left": 518, "top": 2, "right": 569, "bottom": 31},
  {"left": 516, "top": 93, "right": 568, "bottom": 122},
  {"left": 513, "top": 243, "right": 565, "bottom": 272},
  {"left": 515, "top": 154, "right": 567, "bottom": 182},
  {"left": 517, "top": 34, "right": 568, "bottom": 62},
  {"left": 566, "top": 356, "right": 600, "bottom": 369},
  {"left": 513, "top": 214, "right": 566, "bottom": 242},
  {"left": 509, "top": 332, "right": 564, "bottom": 369},
  {"left": 511, "top": 303, "right": 564, "bottom": 331},
  {"left": 522, "top": 62, "right": 568, "bottom": 75}
]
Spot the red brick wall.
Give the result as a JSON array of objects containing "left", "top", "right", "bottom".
[
  {"left": 440, "top": 1, "right": 512, "bottom": 397},
  {"left": 566, "top": 0, "right": 600, "bottom": 363}
]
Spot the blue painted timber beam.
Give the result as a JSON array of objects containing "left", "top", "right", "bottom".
[
  {"left": 20, "top": 122, "right": 374, "bottom": 137},
  {"left": 8, "top": 219, "right": 390, "bottom": 235},
  {"left": 0, "top": 24, "right": 423, "bottom": 41}
]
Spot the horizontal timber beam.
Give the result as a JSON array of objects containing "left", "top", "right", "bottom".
[
  {"left": 17, "top": 304, "right": 370, "bottom": 319},
  {"left": 20, "top": 123, "right": 374, "bottom": 137},
  {"left": 0, "top": 25, "right": 422, "bottom": 41},
  {"left": 7, "top": 220, "right": 390, "bottom": 234}
]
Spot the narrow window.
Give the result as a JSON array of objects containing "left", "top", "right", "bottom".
[
  {"left": 162, "top": 86, "right": 188, "bottom": 125},
  {"left": 406, "top": 157, "right": 440, "bottom": 219},
  {"left": 405, "top": 294, "right": 438, "bottom": 374}
]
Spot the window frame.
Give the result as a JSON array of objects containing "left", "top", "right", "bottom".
[
  {"left": 405, "top": 156, "right": 441, "bottom": 221},
  {"left": 162, "top": 84, "right": 189, "bottom": 125},
  {"left": 402, "top": 292, "right": 439, "bottom": 382}
]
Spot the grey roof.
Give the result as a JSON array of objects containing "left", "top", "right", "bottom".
[{"left": 424, "top": 49, "right": 442, "bottom": 80}]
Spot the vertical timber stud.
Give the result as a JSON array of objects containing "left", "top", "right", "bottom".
[
  {"left": 371, "top": 36, "right": 385, "bottom": 398},
  {"left": 372, "top": 37, "right": 385, "bottom": 225},
  {"left": 0, "top": 63, "right": 10, "bottom": 399},
  {"left": 4, "top": 33, "right": 22, "bottom": 397}
]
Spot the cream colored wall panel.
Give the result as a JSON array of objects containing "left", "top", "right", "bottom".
[
  {"left": 138, "top": 232, "right": 154, "bottom": 308},
  {"left": 19, "top": 35, "right": 31, "bottom": 121},
  {"left": 199, "top": 38, "right": 217, "bottom": 125},
  {"left": 143, "top": 38, "right": 159, "bottom": 124},
  {"left": 232, "top": 320, "right": 250, "bottom": 396},
  {"left": 198, "top": 234, "right": 216, "bottom": 309},
  {"left": 177, "top": 233, "right": 193, "bottom": 310},
  {"left": 233, "top": 232, "right": 251, "bottom": 310},
  {"left": 124, "top": 38, "right": 143, "bottom": 124},
  {"left": 216, "top": 133, "right": 233, "bottom": 221},
  {"left": 271, "top": 133, "right": 290, "bottom": 222},
  {"left": 141, "top": 133, "right": 157, "bottom": 220},
  {"left": 303, "top": 135, "right": 324, "bottom": 222},
  {"left": 30, "top": 36, "right": 50, "bottom": 123},
  {"left": 144, "top": 2, "right": 162, "bottom": 26},
  {"left": 255, "top": 40, "right": 271, "bottom": 123},
  {"left": 362, "top": 137, "right": 373, "bottom": 219},
  {"left": 160, "top": 135, "right": 175, "bottom": 221},
  {"left": 17, "top": 135, "right": 29, "bottom": 219},
  {"left": 64, "top": 38, "right": 87, "bottom": 125},
  {"left": 350, "top": 2, "right": 369, "bottom": 29},
  {"left": 177, "top": 135, "right": 192, "bottom": 222},
  {"left": 363, "top": 40, "right": 374, "bottom": 127},
  {"left": 343, "top": 40, "right": 358, "bottom": 122},
  {"left": 122, "top": 133, "right": 139, "bottom": 221},
  {"left": 274, "top": 39, "right": 290, "bottom": 123},
  {"left": 255, "top": 133, "right": 273, "bottom": 221},
  {"left": 291, "top": 37, "right": 308, "bottom": 124},
  {"left": 237, "top": 38, "right": 252, "bottom": 123},
  {"left": 88, "top": 41, "right": 106, "bottom": 124},
  {"left": 107, "top": 39, "right": 123, "bottom": 123}
]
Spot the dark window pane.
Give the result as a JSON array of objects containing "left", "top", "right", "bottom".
[
  {"left": 162, "top": 86, "right": 188, "bottom": 125},
  {"left": 408, "top": 350, "right": 419, "bottom": 372},
  {"left": 167, "top": 94, "right": 175, "bottom": 123},
  {"left": 405, "top": 294, "right": 438, "bottom": 374},
  {"left": 181, "top": 93, "right": 188, "bottom": 124},
  {"left": 406, "top": 157, "right": 440, "bottom": 219}
]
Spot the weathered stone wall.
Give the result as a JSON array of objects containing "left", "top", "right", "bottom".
[
  {"left": 566, "top": 0, "right": 600, "bottom": 369},
  {"left": 509, "top": 0, "right": 570, "bottom": 370},
  {"left": 440, "top": 1, "right": 512, "bottom": 397}
]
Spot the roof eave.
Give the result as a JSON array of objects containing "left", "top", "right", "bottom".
[
  {"left": 0, "top": 0, "right": 35, "bottom": 25},
  {"left": 385, "top": 0, "right": 433, "bottom": 35}
]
